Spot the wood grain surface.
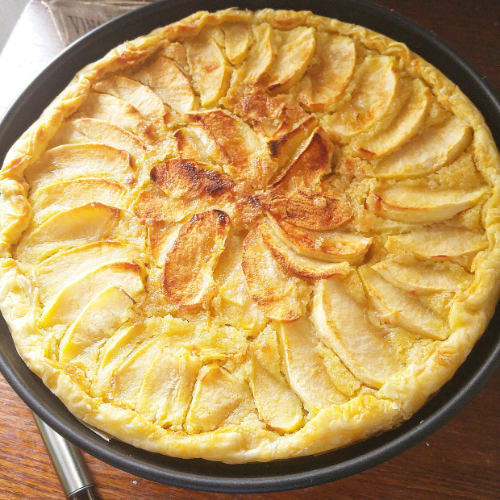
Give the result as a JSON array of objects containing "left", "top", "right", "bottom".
[{"left": 0, "top": 1, "right": 499, "bottom": 499}]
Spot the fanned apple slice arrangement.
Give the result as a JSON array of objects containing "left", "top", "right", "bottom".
[{"left": 4, "top": 9, "right": 497, "bottom": 461}]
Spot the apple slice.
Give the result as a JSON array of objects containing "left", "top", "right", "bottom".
[
  {"left": 271, "top": 127, "right": 334, "bottom": 190},
  {"left": 173, "top": 127, "right": 210, "bottom": 162},
  {"left": 15, "top": 203, "right": 121, "bottom": 264},
  {"left": 221, "top": 22, "right": 251, "bottom": 65},
  {"left": 24, "top": 143, "right": 134, "bottom": 191},
  {"left": 132, "top": 57, "right": 198, "bottom": 114},
  {"left": 136, "top": 351, "right": 201, "bottom": 428},
  {"left": 259, "top": 221, "right": 350, "bottom": 279},
  {"left": 58, "top": 286, "right": 135, "bottom": 364},
  {"left": 185, "top": 31, "right": 231, "bottom": 107},
  {"left": 267, "top": 27, "right": 316, "bottom": 93},
  {"left": 374, "top": 115, "right": 472, "bottom": 178},
  {"left": 359, "top": 265, "right": 451, "bottom": 340},
  {"left": 93, "top": 75, "right": 170, "bottom": 128},
  {"left": 77, "top": 92, "right": 152, "bottom": 140},
  {"left": 351, "top": 78, "right": 431, "bottom": 159},
  {"left": 184, "top": 364, "right": 251, "bottom": 433},
  {"left": 385, "top": 226, "right": 488, "bottom": 265},
  {"left": 371, "top": 260, "right": 474, "bottom": 295},
  {"left": 241, "top": 228, "right": 308, "bottom": 322},
  {"left": 266, "top": 215, "right": 372, "bottom": 264},
  {"left": 310, "top": 278, "right": 401, "bottom": 388},
  {"left": 186, "top": 109, "right": 276, "bottom": 188},
  {"left": 278, "top": 318, "right": 348, "bottom": 413},
  {"left": 257, "top": 188, "right": 353, "bottom": 230},
  {"left": 163, "top": 210, "right": 230, "bottom": 310},
  {"left": 295, "top": 33, "right": 356, "bottom": 112},
  {"left": 322, "top": 55, "right": 399, "bottom": 139},
  {"left": 367, "top": 183, "right": 489, "bottom": 223},
  {"left": 34, "top": 241, "right": 138, "bottom": 305}
]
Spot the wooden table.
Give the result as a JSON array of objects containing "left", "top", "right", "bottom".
[{"left": 0, "top": 1, "right": 499, "bottom": 498}]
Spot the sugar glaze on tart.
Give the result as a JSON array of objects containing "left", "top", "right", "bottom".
[{"left": 0, "top": 9, "right": 499, "bottom": 463}]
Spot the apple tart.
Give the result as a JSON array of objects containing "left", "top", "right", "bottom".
[{"left": 0, "top": 8, "right": 499, "bottom": 463}]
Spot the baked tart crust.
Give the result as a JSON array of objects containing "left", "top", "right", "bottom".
[{"left": 0, "top": 8, "right": 499, "bottom": 463}]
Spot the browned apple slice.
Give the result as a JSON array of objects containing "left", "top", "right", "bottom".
[
  {"left": 173, "top": 127, "right": 209, "bottom": 162},
  {"left": 374, "top": 115, "right": 473, "bottom": 178},
  {"left": 322, "top": 55, "right": 399, "bottom": 140},
  {"left": 15, "top": 203, "right": 121, "bottom": 264},
  {"left": 132, "top": 57, "right": 198, "bottom": 114},
  {"left": 34, "top": 241, "right": 138, "bottom": 305},
  {"left": 185, "top": 31, "right": 231, "bottom": 107},
  {"left": 221, "top": 22, "right": 251, "bottom": 65},
  {"left": 258, "top": 188, "right": 353, "bottom": 230},
  {"left": 359, "top": 266, "right": 451, "bottom": 340},
  {"left": 50, "top": 118, "right": 147, "bottom": 163},
  {"left": 241, "top": 228, "right": 308, "bottom": 322},
  {"left": 38, "top": 259, "right": 145, "bottom": 327},
  {"left": 24, "top": 144, "right": 134, "bottom": 191},
  {"left": 163, "top": 210, "right": 230, "bottom": 310},
  {"left": 371, "top": 260, "right": 474, "bottom": 295},
  {"left": 267, "top": 27, "right": 315, "bottom": 93},
  {"left": 58, "top": 286, "right": 135, "bottom": 364},
  {"left": 295, "top": 33, "right": 356, "bottom": 112},
  {"left": 266, "top": 215, "right": 372, "bottom": 264},
  {"left": 385, "top": 226, "right": 488, "bottom": 266},
  {"left": 186, "top": 109, "right": 276, "bottom": 188},
  {"left": 150, "top": 158, "right": 235, "bottom": 201},
  {"left": 310, "top": 277, "right": 401, "bottom": 388},
  {"left": 77, "top": 92, "right": 153, "bottom": 139},
  {"left": 271, "top": 127, "right": 334, "bottom": 190},
  {"left": 184, "top": 364, "right": 252, "bottom": 433},
  {"left": 93, "top": 75, "right": 170, "bottom": 128},
  {"left": 278, "top": 318, "right": 348, "bottom": 412},
  {"left": 259, "top": 221, "right": 350, "bottom": 279},
  {"left": 351, "top": 78, "right": 431, "bottom": 159},
  {"left": 136, "top": 350, "right": 201, "bottom": 428},
  {"left": 367, "top": 183, "right": 489, "bottom": 223}
]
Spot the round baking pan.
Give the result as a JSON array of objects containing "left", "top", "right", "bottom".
[{"left": 0, "top": 0, "right": 499, "bottom": 493}]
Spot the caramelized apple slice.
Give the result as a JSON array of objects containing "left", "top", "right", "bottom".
[
  {"left": 310, "top": 278, "right": 401, "bottom": 388},
  {"left": 39, "top": 259, "right": 144, "bottom": 327},
  {"left": 271, "top": 127, "right": 334, "bottom": 190},
  {"left": 260, "top": 221, "right": 350, "bottom": 279},
  {"left": 267, "top": 27, "right": 315, "bottom": 93},
  {"left": 34, "top": 241, "right": 138, "bottom": 305},
  {"left": 267, "top": 215, "right": 371, "bottom": 264},
  {"left": 239, "top": 23, "right": 274, "bottom": 86},
  {"left": 372, "top": 260, "right": 474, "bottom": 294},
  {"left": 150, "top": 158, "right": 235, "bottom": 201},
  {"left": 50, "top": 118, "right": 147, "bottom": 162},
  {"left": 185, "top": 31, "right": 231, "bottom": 106},
  {"left": 278, "top": 318, "right": 348, "bottom": 412},
  {"left": 374, "top": 115, "right": 472, "bottom": 178},
  {"left": 93, "top": 75, "right": 170, "bottom": 128},
  {"left": 185, "top": 364, "right": 251, "bottom": 433},
  {"left": 258, "top": 188, "right": 353, "bottom": 230},
  {"left": 186, "top": 109, "right": 276, "bottom": 188},
  {"left": 322, "top": 55, "right": 398, "bottom": 139},
  {"left": 359, "top": 266, "right": 451, "bottom": 340},
  {"left": 59, "top": 286, "right": 135, "bottom": 364},
  {"left": 295, "top": 33, "right": 356, "bottom": 111},
  {"left": 163, "top": 210, "right": 230, "bottom": 310},
  {"left": 352, "top": 78, "right": 431, "bottom": 158},
  {"left": 136, "top": 351, "right": 201, "bottom": 428},
  {"left": 15, "top": 203, "right": 121, "bottom": 264},
  {"left": 221, "top": 22, "right": 251, "bottom": 65},
  {"left": 367, "top": 183, "right": 489, "bottom": 223},
  {"left": 132, "top": 57, "right": 198, "bottom": 113},
  {"left": 78, "top": 92, "right": 152, "bottom": 139},
  {"left": 241, "top": 228, "right": 308, "bottom": 322},
  {"left": 24, "top": 144, "right": 134, "bottom": 191},
  {"left": 385, "top": 226, "right": 488, "bottom": 265},
  {"left": 174, "top": 127, "right": 209, "bottom": 162}
]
